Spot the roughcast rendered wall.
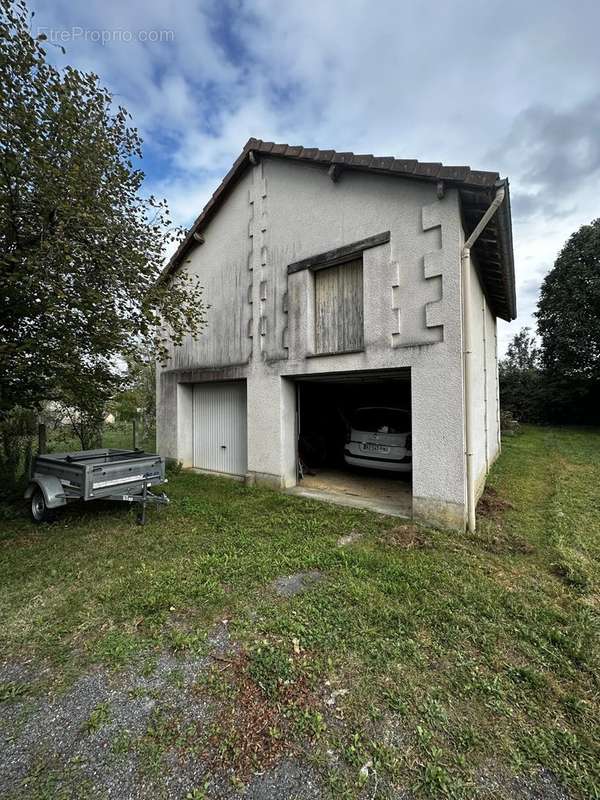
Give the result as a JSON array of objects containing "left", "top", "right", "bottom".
[
  {"left": 467, "top": 252, "right": 501, "bottom": 500},
  {"left": 156, "top": 157, "right": 501, "bottom": 531}
]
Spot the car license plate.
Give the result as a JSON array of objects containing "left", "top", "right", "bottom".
[{"left": 361, "top": 443, "right": 390, "bottom": 454}]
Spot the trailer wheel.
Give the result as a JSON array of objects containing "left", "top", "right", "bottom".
[{"left": 30, "top": 488, "right": 54, "bottom": 523}]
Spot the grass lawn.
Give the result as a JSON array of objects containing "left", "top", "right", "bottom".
[{"left": 0, "top": 426, "right": 599, "bottom": 799}]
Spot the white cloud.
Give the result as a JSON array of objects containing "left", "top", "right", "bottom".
[{"left": 30, "top": 0, "right": 600, "bottom": 352}]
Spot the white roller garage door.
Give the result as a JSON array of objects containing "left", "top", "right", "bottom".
[{"left": 192, "top": 382, "right": 247, "bottom": 476}]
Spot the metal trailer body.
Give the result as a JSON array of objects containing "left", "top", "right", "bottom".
[{"left": 25, "top": 449, "right": 169, "bottom": 523}]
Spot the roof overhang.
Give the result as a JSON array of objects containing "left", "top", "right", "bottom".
[{"left": 166, "top": 138, "right": 517, "bottom": 321}]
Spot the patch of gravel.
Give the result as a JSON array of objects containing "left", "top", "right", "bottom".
[
  {"left": 240, "top": 759, "right": 323, "bottom": 799},
  {"left": 0, "top": 624, "right": 230, "bottom": 800},
  {"left": 162, "top": 748, "right": 213, "bottom": 799},
  {"left": 0, "top": 665, "right": 199, "bottom": 797},
  {"left": 271, "top": 571, "right": 324, "bottom": 598},
  {"left": 2, "top": 668, "right": 148, "bottom": 797},
  {"left": 379, "top": 714, "right": 411, "bottom": 750},
  {"left": 476, "top": 763, "right": 572, "bottom": 800},
  {"left": 161, "top": 757, "right": 325, "bottom": 800},
  {"left": 337, "top": 530, "right": 364, "bottom": 547},
  {"left": 207, "top": 619, "right": 236, "bottom": 656},
  {"left": 0, "top": 620, "right": 329, "bottom": 800},
  {"left": 3, "top": 622, "right": 571, "bottom": 800},
  {"left": 383, "top": 788, "right": 413, "bottom": 800},
  {"left": 0, "top": 659, "right": 43, "bottom": 686}
]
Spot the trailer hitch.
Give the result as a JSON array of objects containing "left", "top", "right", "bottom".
[{"left": 108, "top": 478, "right": 170, "bottom": 525}]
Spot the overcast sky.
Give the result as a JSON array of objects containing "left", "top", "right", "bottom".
[{"left": 30, "top": 0, "right": 600, "bottom": 352}]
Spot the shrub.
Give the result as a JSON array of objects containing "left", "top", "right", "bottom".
[
  {"left": 0, "top": 407, "right": 36, "bottom": 498},
  {"left": 500, "top": 410, "right": 520, "bottom": 435}
]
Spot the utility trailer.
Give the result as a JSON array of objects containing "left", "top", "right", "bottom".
[{"left": 25, "top": 449, "right": 169, "bottom": 524}]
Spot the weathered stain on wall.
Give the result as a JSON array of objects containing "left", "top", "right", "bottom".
[
  {"left": 166, "top": 168, "right": 254, "bottom": 371},
  {"left": 250, "top": 160, "right": 291, "bottom": 363},
  {"left": 156, "top": 157, "right": 499, "bottom": 531}
]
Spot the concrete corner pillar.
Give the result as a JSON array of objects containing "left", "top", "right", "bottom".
[
  {"left": 176, "top": 383, "right": 193, "bottom": 467},
  {"left": 410, "top": 363, "right": 466, "bottom": 531},
  {"left": 246, "top": 371, "right": 296, "bottom": 488}
]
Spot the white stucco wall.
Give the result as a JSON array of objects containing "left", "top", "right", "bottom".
[
  {"left": 157, "top": 157, "right": 501, "bottom": 530},
  {"left": 171, "top": 170, "right": 254, "bottom": 371},
  {"left": 466, "top": 252, "right": 501, "bottom": 499},
  {"left": 487, "top": 306, "right": 501, "bottom": 466}
]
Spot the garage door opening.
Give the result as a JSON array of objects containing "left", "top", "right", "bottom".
[{"left": 292, "top": 370, "right": 412, "bottom": 518}]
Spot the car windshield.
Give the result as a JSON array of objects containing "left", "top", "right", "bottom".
[{"left": 351, "top": 409, "right": 410, "bottom": 434}]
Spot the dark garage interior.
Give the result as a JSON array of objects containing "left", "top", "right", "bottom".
[{"left": 294, "top": 370, "right": 412, "bottom": 517}]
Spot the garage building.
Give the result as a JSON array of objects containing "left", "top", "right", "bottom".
[{"left": 157, "top": 138, "right": 516, "bottom": 531}]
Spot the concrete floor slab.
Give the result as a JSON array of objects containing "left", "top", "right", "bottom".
[{"left": 287, "top": 468, "right": 412, "bottom": 518}]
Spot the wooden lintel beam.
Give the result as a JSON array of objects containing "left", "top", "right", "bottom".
[{"left": 288, "top": 230, "right": 390, "bottom": 274}]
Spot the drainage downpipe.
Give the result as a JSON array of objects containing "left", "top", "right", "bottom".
[{"left": 461, "top": 182, "right": 506, "bottom": 532}]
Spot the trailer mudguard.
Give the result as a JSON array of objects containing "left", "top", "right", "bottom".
[{"left": 24, "top": 474, "right": 67, "bottom": 508}]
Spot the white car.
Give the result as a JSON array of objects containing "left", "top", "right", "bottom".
[{"left": 344, "top": 407, "right": 412, "bottom": 472}]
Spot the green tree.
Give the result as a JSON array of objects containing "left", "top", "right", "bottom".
[
  {"left": 111, "top": 351, "right": 156, "bottom": 446},
  {"left": 537, "top": 219, "right": 600, "bottom": 379},
  {"left": 0, "top": 0, "right": 205, "bottom": 418},
  {"left": 499, "top": 327, "right": 544, "bottom": 423},
  {"left": 503, "top": 327, "right": 540, "bottom": 372},
  {"left": 536, "top": 219, "right": 600, "bottom": 423}
]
